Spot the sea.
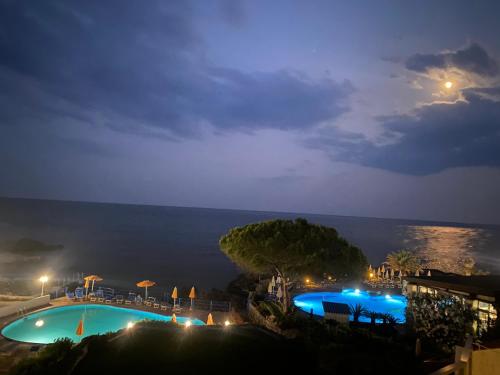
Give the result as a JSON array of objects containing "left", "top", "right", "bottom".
[{"left": 0, "top": 197, "right": 499, "bottom": 291}]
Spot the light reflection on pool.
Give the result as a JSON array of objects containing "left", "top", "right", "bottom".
[
  {"left": 1, "top": 304, "right": 204, "bottom": 344},
  {"left": 293, "top": 288, "right": 407, "bottom": 323}
]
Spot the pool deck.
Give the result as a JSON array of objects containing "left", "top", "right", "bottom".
[{"left": 0, "top": 297, "right": 240, "bottom": 374}]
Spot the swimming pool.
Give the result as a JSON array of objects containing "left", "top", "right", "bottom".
[
  {"left": 1, "top": 304, "right": 205, "bottom": 344},
  {"left": 293, "top": 289, "right": 407, "bottom": 323}
]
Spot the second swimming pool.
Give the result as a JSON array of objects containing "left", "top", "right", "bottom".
[{"left": 293, "top": 289, "right": 407, "bottom": 322}]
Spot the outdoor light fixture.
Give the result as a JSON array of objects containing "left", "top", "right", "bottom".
[
  {"left": 224, "top": 320, "right": 231, "bottom": 326},
  {"left": 354, "top": 288, "right": 360, "bottom": 294},
  {"left": 185, "top": 320, "right": 192, "bottom": 328},
  {"left": 39, "top": 275, "right": 49, "bottom": 296},
  {"left": 305, "top": 278, "right": 310, "bottom": 283},
  {"left": 35, "top": 320, "right": 44, "bottom": 327},
  {"left": 369, "top": 273, "right": 374, "bottom": 278},
  {"left": 127, "top": 322, "right": 134, "bottom": 329},
  {"left": 444, "top": 81, "right": 453, "bottom": 89},
  {"left": 385, "top": 294, "right": 391, "bottom": 299}
]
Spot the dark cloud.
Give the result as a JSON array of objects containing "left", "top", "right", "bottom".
[
  {"left": 405, "top": 43, "right": 499, "bottom": 77},
  {"left": 0, "top": 0, "right": 351, "bottom": 139},
  {"left": 319, "top": 90, "right": 500, "bottom": 175}
]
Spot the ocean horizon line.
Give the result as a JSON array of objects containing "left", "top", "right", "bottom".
[{"left": 1, "top": 194, "right": 498, "bottom": 229}]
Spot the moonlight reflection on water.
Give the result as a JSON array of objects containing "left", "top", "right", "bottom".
[{"left": 402, "top": 226, "right": 487, "bottom": 274}]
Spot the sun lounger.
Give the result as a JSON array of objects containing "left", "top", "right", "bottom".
[
  {"left": 89, "top": 293, "right": 97, "bottom": 302},
  {"left": 160, "top": 303, "right": 169, "bottom": 311},
  {"left": 105, "top": 296, "right": 112, "bottom": 304},
  {"left": 66, "top": 292, "right": 75, "bottom": 300},
  {"left": 115, "top": 295, "right": 124, "bottom": 304},
  {"left": 172, "top": 305, "right": 183, "bottom": 313},
  {"left": 135, "top": 295, "right": 143, "bottom": 305},
  {"left": 153, "top": 302, "right": 160, "bottom": 309},
  {"left": 75, "top": 287, "right": 84, "bottom": 301}
]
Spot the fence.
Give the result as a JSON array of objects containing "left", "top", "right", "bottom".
[{"left": 55, "top": 285, "right": 232, "bottom": 313}]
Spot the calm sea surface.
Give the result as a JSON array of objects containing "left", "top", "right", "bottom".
[{"left": 1, "top": 197, "right": 499, "bottom": 290}]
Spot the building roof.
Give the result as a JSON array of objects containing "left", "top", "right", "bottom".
[
  {"left": 404, "top": 275, "right": 500, "bottom": 299},
  {"left": 322, "top": 301, "right": 350, "bottom": 314}
]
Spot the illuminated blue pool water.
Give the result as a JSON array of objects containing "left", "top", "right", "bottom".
[
  {"left": 293, "top": 289, "right": 407, "bottom": 323},
  {"left": 1, "top": 304, "right": 204, "bottom": 344}
]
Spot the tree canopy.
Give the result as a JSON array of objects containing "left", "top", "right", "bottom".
[{"left": 219, "top": 218, "right": 367, "bottom": 280}]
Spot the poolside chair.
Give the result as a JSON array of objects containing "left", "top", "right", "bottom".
[
  {"left": 125, "top": 292, "right": 135, "bottom": 305},
  {"left": 66, "top": 292, "right": 75, "bottom": 300},
  {"left": 75, "top": 287, "right": 84, "bottom": 301},
  {"left": 89, "top": 293, "right": 97, "bottom": 302},
  {"left": 160, "top": 303, "right": 168, "bottom": 311},
  {"left": 153, "top": 302, "right": 160, "bottom": 309},
  {"left": 172, "top": 304, "right": 183, "bottom": 313},
  {"left": 135, "top": 295, "right": 143, "bottom": 305},
  {"left": 104, "top": 296, "right": 112, "bottom": 304},
  {"left": 115, "top": 295, "right": 124, "bottom": 304}
]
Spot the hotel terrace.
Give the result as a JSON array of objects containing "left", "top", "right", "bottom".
[{"left": 403, "top": 275, "right": 499, "bottom": 327}]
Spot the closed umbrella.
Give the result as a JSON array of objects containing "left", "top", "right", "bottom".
[
  {"left": 381, "top": 265, "right": 385, "bottom": 274},
  {"left": 427, "top": 270, "right": 431, "bottom": 277},
  {"left": 75, "top": 319, "right": 84, "bottom": 336},
  {"left": 384, "top": 270, "right": 389, "bottom": 279},
  {"left": 137, "top": 280, "right": 156, "bottom": 300},
  {"left": 189, "top": 286, "right": 196, "bottom": 310},
  {"left": 206, "top": 313, "right": 214, "bottom": 325},
  {"left": 415, "top": 270, "right": 420, "bottom": 277},
  {"left": 267, "top": 281, "right": 273, "bottom": 294},
  {"left": 276, "top": 276, "right": 281, "bottom": 285},
  {"left": 271, "top": 276, "right": 276, "bottom": 287},
  {"left": 276, "top": 285, "right": 283, "bottom": 301},
  {"left": 390, "top": 269, "right": 395, "bottom": 279},
  {"left": 171, "top": 286, "right": 178, "bottom": 308}
]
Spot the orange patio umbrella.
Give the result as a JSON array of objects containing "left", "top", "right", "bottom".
[
  {"left": 171, "top": 313, "right": 177, "bottom": 324},
  {"left": 137, "top": 280, "right": 156, "bottom": 299},
  {"left": 84, "top": 275, "right": 103, "bottom": 292},
  {"left": 171, "top": 286, "right": 178, "bottom": 308},
  {"left": 75, "top": 319, "right": 84, "bottom": 336},
  {"left": 206, "top": 313, "right": 214, "bottom": 325},
  {"left": 189, "top": 286, "right": 196, "bottom": 310}
]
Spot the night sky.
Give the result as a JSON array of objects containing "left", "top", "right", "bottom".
[{"left": 1, "top": 0, "right": 500, "bottom": 224}]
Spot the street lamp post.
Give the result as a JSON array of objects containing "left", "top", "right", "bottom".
[{"left": 39, "top": 275, "right": 48, "bottom": 296}]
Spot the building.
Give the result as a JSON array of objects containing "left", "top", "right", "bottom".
[
  {"left": 404, "top": 275, "right": 499, "bottom": 327},
  {"left": 322, "top": 301, "right": 350, "bottom": 323}
]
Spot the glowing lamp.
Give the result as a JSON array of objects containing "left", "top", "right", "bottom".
[
  {"left": 354, "top": 289, "right": 360, "bottom": 294},
  {"left": 127, "top": 322, "right": 134, "bottom": 329},
  {"left": 39, "top": 275, "right": 49, "bottom": 296},
  {"left": 35, "top": 320, "right": 44, "bottom": 327},
  {"left": 224, "top": 320, "right": 231, "bottom": 326},
  {"left": 444, "top": 81, "right": 453, "bottom": 89},
  {"left": 385, "top": 294, "right": 391, "bottom": 299},
  {"left": 185, "top": 320, "right": 192, "bottom": 328}
]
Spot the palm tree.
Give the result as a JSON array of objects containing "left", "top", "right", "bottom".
[
  {"left": 350, "top": 304, "right": 367, "bottom": 323},
  {"left": 366, "top": 311, "right": 380, "bottom": 326},
  {"left": 386, "top": 250, "right": 421, "bottom": 275}
]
